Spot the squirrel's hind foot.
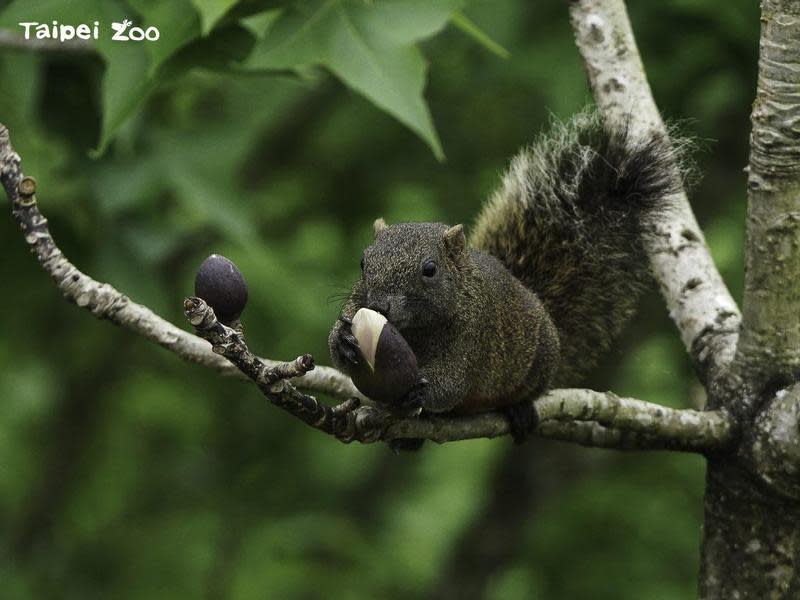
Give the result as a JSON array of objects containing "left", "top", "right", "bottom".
[
  {"left": 505, "top": 401, "right": 539, "bottom": 444},
  {"left": 384, "top": 380, "right": 429, "bottom": 453},
  {"left": 387, "top": 438, "right": 425, "bottom": 453}
]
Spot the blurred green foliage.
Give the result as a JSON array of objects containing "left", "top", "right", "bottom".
[{"left": 0, "top": 0, "right": 756, "bottom": 598}]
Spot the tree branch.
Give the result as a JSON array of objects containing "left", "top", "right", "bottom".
[
  {"left": 1, "top": 117, "right": 734, "bottom": 451},
  {"left": 0, "top": 29, "right": 95, "bottom": 53},
  {"left": 568, "top": 0, "right": 741, "bottom": 384},
  {"left": 0, "top": 122, "right": 361, "bottom": 402},
  {"left": 185, "top": 295, "right": 735, "bottom": 451},
  {"left": 736, "top": 0, "right": 800, "bottom": 385}
]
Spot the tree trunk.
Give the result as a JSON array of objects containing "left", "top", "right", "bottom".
[
  {"left": 700, "top": 461, "right": 800, "bottom": 598},
  {"left": 699, "top": 0, "right": 800, "bottom": 594},
  {"left": 569, "top": 0, "right": 800, "bottom": 596}
]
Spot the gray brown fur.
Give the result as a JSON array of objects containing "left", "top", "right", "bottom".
[
  {"left": 329, "top": 222, "right": 559, "bottom": 414},
  {"left": 329, "top": 109, "right": 681, "bottom": 418},
  {"left": 472, "top": 110, "right": 682, "bottom": 384}
]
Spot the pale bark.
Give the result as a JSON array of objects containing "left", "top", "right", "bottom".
[
  {"left": 696, "top": 3, "right": 800, "bottom": 596},
  {"left": 736, "top": 0, "right": 800, "bottom": 385},
  {"left": 386, "top": 391, "right": 733, "bottom": 449},
  {"left": 0, "top": 29, "right": 94, "bottom": 53},
  {"left": 568, "top": 0, "right": 741, "bottom": 382},
  {"left": 569, "top": 0, "right": 800, "bottom": 597}
]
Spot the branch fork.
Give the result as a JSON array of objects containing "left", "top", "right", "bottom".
[{"left": 184, "top": 295, "right": 381, "bottom": 443}]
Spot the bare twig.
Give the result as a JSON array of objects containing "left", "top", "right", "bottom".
[
  {"left": 568, "top": 0, "right": 741, "bottom": 384},
  {"left": 184, "top": 296, "right": 366, "bottom": 441}
]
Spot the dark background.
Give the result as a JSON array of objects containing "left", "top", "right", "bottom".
[{"left": 0, "top": 1, "right": 756, "bottom": 598}]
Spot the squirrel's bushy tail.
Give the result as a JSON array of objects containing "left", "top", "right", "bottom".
[{"left": 471, "top": 110, "right": 684, "bottom": 384}]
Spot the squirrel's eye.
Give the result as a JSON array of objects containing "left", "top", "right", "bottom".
[
  {"left": 421, "top": 260, "right": 437, "bottom": 278},
  {"left": 360, "top": 254, "right": 365, "bottom": 273}
]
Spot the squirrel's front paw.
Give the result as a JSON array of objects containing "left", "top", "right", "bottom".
[
  {"left": 391, "top": 377, "right": 428, "bottom": 417},
  {"left": 385, "top": 378, "right": 428, "bottom": 454},
  {"left": 505, "top": 401, "right": 539, "bottom": 444},
  {"left": 329, "top": 315, "right": 361, "bottom": 371}
]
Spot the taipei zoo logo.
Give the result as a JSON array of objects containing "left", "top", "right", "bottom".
[{"left": 18, "top": 19, "right": 160, "bottom": 43}]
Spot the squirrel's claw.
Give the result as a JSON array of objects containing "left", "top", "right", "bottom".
[
  {"left": 330, "top": 318, "right": 361, "bottom": 369},
  {"left": 340, "top": 331, "right": 360, "bottom": 364},
  {"left": 392, "top": 377, "right": 428, "bottom": 417},
  {"left": 505, "top": 401, "right": 539, "bottom": 445},
  {"left": 341, "top": 330, "right": 359, "bottom": 351},
  {"left": 338, "top": 346, "right": 360, "bottom": 368}
]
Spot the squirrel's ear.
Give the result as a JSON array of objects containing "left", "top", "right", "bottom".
[
  {"left": 442, "top": 224, "right": 467, "bottom": 259},
  {"left": 373, "top": 218, "right": 388, "bottom": 237}
]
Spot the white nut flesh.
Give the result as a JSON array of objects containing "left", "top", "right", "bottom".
[{"left": 351, "top": 307, "right": 387, "bottom": 371}]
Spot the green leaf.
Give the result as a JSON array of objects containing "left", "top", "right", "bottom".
[
  {"left": 92, "top": 0, "right": 202, "bottom": 153},
  {"left": 90, "top": 1, "right": 150, "bottom": 155},
  {"left": 450, "top": 10, "right": 510, "bottom": 59},
  {"left": 94, "top": 45, "right": 154, "bottom": 156},
  {"left": 191, "top": 0, "right": 240, "bottom": 34},
  {"left": 0, "top": 53, "right": 43, "bottom": 126},
  {"left": 243, "top": 0, "right": 464, "bottom": 160},
  {"left": 240, "top": 8, "right": 283, "bottom": 39},
  {"left": 127, "top": 0, "right": 202, "bottom": 74},
  {"left": 0, "top": 0, "right": 203, "bottom": 154}
]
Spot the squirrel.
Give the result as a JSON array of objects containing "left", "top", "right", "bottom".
[{"left": 328, "top": 109, "right": 683, "bottom": 448}]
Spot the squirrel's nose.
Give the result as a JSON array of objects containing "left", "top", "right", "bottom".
[{"left": 367, "top": 297, "right": 392, "bottom": 317}]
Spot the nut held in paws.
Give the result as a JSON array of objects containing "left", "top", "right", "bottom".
[
  {"left": 350, "top": 308, "right": 419, "bottom": 405},
  {"left": 194, "top": 254, "right": 249, "bottom": 324}
]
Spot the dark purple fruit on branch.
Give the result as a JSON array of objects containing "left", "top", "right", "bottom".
[{"left": 194, "top": 254, "right": 248, "bottom": 324}]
